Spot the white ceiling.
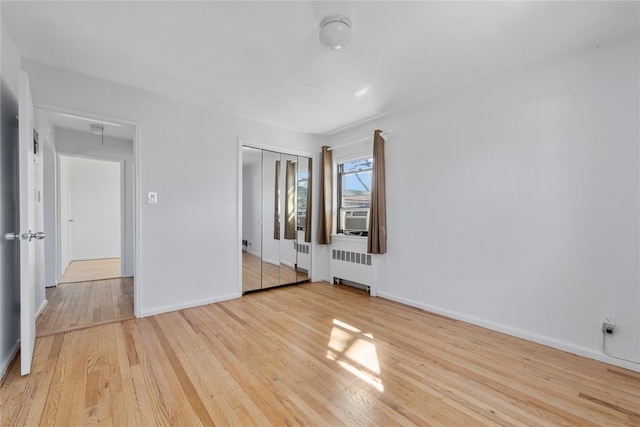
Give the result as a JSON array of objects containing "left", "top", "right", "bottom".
[{"left": 4, "top": 1, "right": 639, "bottom": 135}]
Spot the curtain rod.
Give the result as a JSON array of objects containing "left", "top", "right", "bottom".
[{"left": 327, "top": 129, "right": 390, "bottom": 151}]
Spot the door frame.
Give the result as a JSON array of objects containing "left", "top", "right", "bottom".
[
  {"left": 57, "top": 152, "right": 125, "bottom": 277},
  {"left": 36, "top": 103, "right": 141, "bottom": 317},
  {"left": 237, "top": 137, "right": 316, "bottom": 296}
]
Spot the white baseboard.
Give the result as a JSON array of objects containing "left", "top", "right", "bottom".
[
  {"left": 35, "top": 299, "right": 48, "bottom": 319},
  {"left": 1, "top": 299, "right": 49, "bottom": 381},
  {"left": 281, "top": 260, "right": 295, "bottom": 269},
  {"left": 139, "top": 293, "right": 242, "bottom": 318},
  {"left": 262, "top": 256, "right": 279, "bottom": 266},
  {"left": 377, "top": 291, "right": 640, "bottom": 373},
  {"left": 247, "top": 249, "right": 261, "bottom": 258},
  {"left": 1, "top": 340, "right": 20, "bottom": 381}
]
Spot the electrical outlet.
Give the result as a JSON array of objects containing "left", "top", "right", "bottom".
[{"left": 602, "top": 314, "right": 616, "bottom": 325}]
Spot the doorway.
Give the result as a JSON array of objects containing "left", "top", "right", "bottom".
[
  {"left": 59, "top": 155, "right": 122, "bottom": 283},
  {"left": 35, "top": 107, "right": 137, "bottom": 336}
]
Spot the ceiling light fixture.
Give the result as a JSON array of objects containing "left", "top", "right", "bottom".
[
  {"left": 89, "top": 123, "right": 103, "bottom": 135},
  {"left": 319, "top": 15, "right": 352, "bottom": 50},
  {"left": 89, "top": 123, "right": 105, "bottom": 145},
  {"left": 58, "top": 112, "right": 123, "bottom": 127}
]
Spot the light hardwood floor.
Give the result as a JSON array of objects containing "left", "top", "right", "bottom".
[
  {"left": 61, "top": 258, "right": 121, "bottom": 283},
  {"left": 3, "top": 283, "right": 639, "bottom": 426},
  {"left": 242, "top": 252, "right": 309, "bottom": 293},
  {"left": 37, "top": 277, "right": 134, "bottom": 337}
]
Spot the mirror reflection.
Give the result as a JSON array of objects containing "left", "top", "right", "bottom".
[
  {"left": 296, "top": 157, "right": 311, "bottom": 282},
  {"left": 242, "top": 147, "right": 312, "bottom": 293},
  {"left": 241, "top": 147, "right": 263, "bottom": 292}
]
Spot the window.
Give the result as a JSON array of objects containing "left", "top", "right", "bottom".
[{"left": 338, "top": 157, "right": 373, "bottom": 233}]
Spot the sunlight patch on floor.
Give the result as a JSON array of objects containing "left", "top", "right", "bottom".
[{"left": 327, "top": 318, "right": 383, "bottom": 392}]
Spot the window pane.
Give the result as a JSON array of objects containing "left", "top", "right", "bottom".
[
  {"left": 342, "top": 170, "right": 372, "bottom": 207},
  {"left": 343, "top": 158, "right": 373, "bottom": 173}
]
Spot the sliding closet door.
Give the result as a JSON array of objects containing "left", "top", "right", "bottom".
[
  {"left": 279, "top": 154, "right": 298, "bottom": 285},
  {"left": 241, "top": 147, "right": 263, "bottom": 292},
  {"left": 296, "top": 156, "right": 311, "bottom": 282},
  {"left": 242, "top": 148, "right": 312, "bottom": 293},
  {"left": 261, "top": 150, "right": 281, "bottom": 289}
]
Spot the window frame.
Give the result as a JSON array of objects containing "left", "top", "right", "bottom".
[{"left": 336, "top": 154, "right": 373, "bottom": 234}]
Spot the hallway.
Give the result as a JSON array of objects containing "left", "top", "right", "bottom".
[{"left": 37, "top": 277, "right": 133, "bottom": 337}]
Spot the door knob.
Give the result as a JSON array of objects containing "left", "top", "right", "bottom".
[
  {"left": 28, "top": 231, "right": 45, "bottom": 241},
  {"left": 4, "top": 232, "right": 24, "bottom": 241}
]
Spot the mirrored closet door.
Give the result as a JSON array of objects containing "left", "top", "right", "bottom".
[{"left": 242, "top": 146, "right": 312, "bottom": 293}]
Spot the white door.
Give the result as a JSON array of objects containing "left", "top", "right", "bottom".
[{"left": 18, "top": 71, "right": 41, "bottom": 376}]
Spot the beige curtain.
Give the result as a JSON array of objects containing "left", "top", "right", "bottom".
[
  {"left": 273, "top": 160, "right": 281, "bottom": 240},
  {"left": 284, "top": 160, "right": 296, "bottom": 240},
  {"left": 367, "top": 130, "right": 387, "bottom": 254},
  {"left": 317, "top": 146, "right": 332, "bottom": 245},
  {"left": 305, "top": 157, "right": 313, "bottom": 243}
]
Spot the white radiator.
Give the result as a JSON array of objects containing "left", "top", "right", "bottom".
[{"left": 329, "top": 236, "right": 374, "bottom": 290}]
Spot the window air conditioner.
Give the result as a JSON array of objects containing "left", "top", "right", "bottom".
[{"left": 340, "top": 208, "right": 370, "bottom": 235}]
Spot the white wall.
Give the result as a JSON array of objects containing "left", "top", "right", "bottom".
[
  {"left": 261, "top": 150, "right": 280, "bottom": 265},
  {"left": 34, "top": 109, "right": 56, "bottom": 299},
  {"left": 21, "top": 59, "right": 323, "bottom": 317},
  {"left": 63, "top": 156, "right": 121, "bottom": 262},
  {"left": 324, "top": 31, "right": 640, "bottom": 371},
  {"left": 242, "top": 160, "right": 261, "bottom": 257},
  {"left": 42, "top": 135, "right": 57, "bottom": 287},
  {"left": 54, "top": 128, "right": 134, "bottom": 276},
  {"left": 58, "top": 155, "right": 71, "bottom": 274}
]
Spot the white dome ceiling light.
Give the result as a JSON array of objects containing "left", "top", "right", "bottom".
[{"left": 319, "top": 15, "right": 352, "bottom": 50}]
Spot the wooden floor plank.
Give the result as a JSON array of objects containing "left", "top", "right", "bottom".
[
  {"left": 61, "top": 258, "right": 121, "bottom": 284},
  {"left": 37, "top": 278, "right": 134, "bottom": 337},
  {"left": 3, "top": 282, "right": 639, "bottom": 426}
]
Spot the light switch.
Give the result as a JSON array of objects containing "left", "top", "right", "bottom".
[{"left": 148, "top": 192, "right": 158, "bottom": 204}]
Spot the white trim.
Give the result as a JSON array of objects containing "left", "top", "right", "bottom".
[
  {"left": 377, "top": 291, "right": 640, "bottom": 373},
  {"left": 323, "top": 113, "right": 387, "bottom": 136},
  {"left": 261, "top": 257, "right": 280, "bottom": 267},
  {"left": 139, "top": 293, "right": 241, "bottom": 318},
  {"left": 334, "top": 151, "right": 373, "bottom": 166},
  {"left": 247, "top": 249, "right": 261, "bottom": 258},
  {"left": 35, "top": 299, "right": 48, "bottom": 319},
  {"left": 326, "top": 130, "right": 390, "bottom": 152},
  {"left": 57, "top": 152, "right": 124, "bottom": 269},
  {"left": 0, "top": 340, "right": 20, "bottom": 381},
  {"left": 133, "top": 123, "right": 141, "bottom": 318},
  {"left": 37, "top": 103, "right": 141, "bottom": 318},
  {"left": 331, "top": 234, "right": 367, "bottom": 243},
  {"left": 34, "top": 103, "right": 138, "bottom": 129},
  {"left": 119, "top": 156, "right": 126, "bottom": 278},
  {"left": 281, "top": 260, "right": 295, "bottom": 269},
  {"left": 239, "top": 138, "right": 314, "bottom": 159},
  {"left": 237, "top": 141, "right": 243, "bottom": 295}
]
